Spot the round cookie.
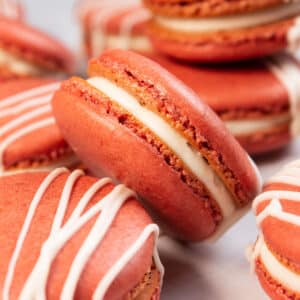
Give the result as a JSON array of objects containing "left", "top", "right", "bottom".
[
  {"left": 0, "top": 78, "right": 78, "bottom": 174},
  {"left": 0, "top": 168, "right": 163, "bottom": 299},
  {"left": 0, "top": 16, "right": 75, "bottom": 81},
  {"left": 147, "top": 52, "right": 300, "bottom": 155},
  {"left": 249, "top": 160, "right": 300, "bottom": 300},
  {"left": 52, "top": 49, "right": 262, "bottom": 242},
  {"left": 144, "top": 0, "right": 300, "bottom": 62},
  {"left": 78, "top": 1, "right": 151, "bottom": 58},
  {"left": 0, "top": 0, "right": 22, "bottom": 19}
]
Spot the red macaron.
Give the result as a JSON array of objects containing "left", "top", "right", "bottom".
[
  {"left": 147, "top": 52, "right": 300, "bottom": 155},
  {"left": 0, "top": 78, "right": 78, "bottom": 174},
  {"left": 144, "top": 0, "right": 300, "bottom": 63},
  {"left": 52, "top": 49, "right": 262, "bottom": 242},
  {"left": 0, "top": 168, "right": 163, "bottom": 299},
  {"left": 250, "top": 159, "right": 300, "bottom": 300},
  {"left": 0, "top": 16, "right": 75, "bottom": 81}
]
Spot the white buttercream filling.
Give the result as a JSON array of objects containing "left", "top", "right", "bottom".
[
  {"left": 155, "top": 2, "right": 300, "bottom": 33},
  {"left": 0, "top": 48, "right": 43, "bottom": 75},
  {"left": 87, "top": 77, "right": 237, "bottom": 227},
  {"left": 256, "top": 237, "right": 300, "bottom": 294},
  {"left": 225, "top": 113, "right": 291, "bottom": 136},
  {"left": 106, "top": 34, "right": 152, "bottom": 52}
]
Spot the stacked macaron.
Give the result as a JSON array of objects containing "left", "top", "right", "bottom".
[
  {"left": 0, "top": 78, "right": 78, "bottom": 174},
  {"left": 77, "top": 0, "right": 152, "bottom": 58},
  {"left": 0, "top": 16, "right": 74, "bottom": 81},
  {"left": 140, "top": 0, "right": 300, "bottom": 155},
  {"left": 0, "top": 168, "right": 163, "bottom": 299},
  {"left": 249, "top": 159, "right": 300, "bottom": 300}
]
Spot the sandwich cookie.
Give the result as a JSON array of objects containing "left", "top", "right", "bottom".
[
  {"left": 78, "top": 1, "right": 151, "bottom": 58},
  {"left": 144, "top": 0, "right": 300, "bottom": 62},
  {"left": 148, "top": 52, "right": 300, "bottom": 155},
  {"left": 249, "top": 160, "right": 300, "bottom": 300},
  {"left": 52, "top": 49, "right": 262, "bottom": 242},
  {"left": 0, "top": 0, "right": 22, "bottom": 19},
  {"left": 0, "top": 78, "right": 78, "bottom": 175},
  {"left": 0, "top": 16, "right": 75, "bottom": 81},
  {"left": 0, "top": 168, "right": 163, "bottom": 300}
]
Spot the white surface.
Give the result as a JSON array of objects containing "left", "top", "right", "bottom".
[{"left": 22, "top": 2, "right": 300, "bottom": 299}]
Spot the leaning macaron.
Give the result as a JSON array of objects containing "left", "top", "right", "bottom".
[
  {"left": 249, "top": 160, "right": 300, "bottom": 300},
  {"left": 148, "top": 52, "right": 300, "bottom": 155},
  {"left": 52, "top": 49, "right": 262, "bottom": 242},
  {"left": 0, "top": 168, "right": 163, "bottom": 299},
  {"left": 144, "top": 0, "right": 300, "bottom": 62},
  {"left": 0, "top": 78, "right": 78, "bottom": 174},
  {"left": 78, "top": 1, "right": 151, "bottom": 58},
  {"left": 0, "top": 16, "right": 75, "bottom": 81}
]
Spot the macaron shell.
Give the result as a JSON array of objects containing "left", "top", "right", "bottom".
[
  {"left": 0, "top": 17, "right": 75, "bottom": 72},
  {"left": 0, "top": 171, "right": 155, "bottom": 300},
  {"left": 52, "top": 79, "right": 216, "bottom": 241},
  {"left": 147, "top": 18, "right": 292, "bottom": 62},
  {"left": 143, "top": 0, "right": 286, "bottom": 17}
]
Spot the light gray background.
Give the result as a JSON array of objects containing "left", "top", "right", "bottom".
[{"left": 21, "top": 2, "right": 300, "bottom": 299}]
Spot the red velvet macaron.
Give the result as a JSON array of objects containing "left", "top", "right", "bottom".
[
  {"left": 0, "top": 168, "right": 163, "bottom": 299},
  {"left": 0, "top": 78, "right": 78, "bottom": 174},
  {"left": 144, "top": 0, "right": 300, "bottom": 63},
  {"left": 0, "top": 16, "right": 75, "bottom": 81},
  {"left": 52, "top": 49, "right": 262, "bottom": 242},
  {"left": 78, "top": 1, "right": 151, "bottom": 58},
  {"left": 249, "top": 160, "right": 300, "bottom": 300},
  {"left": 148, "top": 52, "right": 300, "bottom": 155}
]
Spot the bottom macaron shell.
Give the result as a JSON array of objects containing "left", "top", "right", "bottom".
[
  {"left": 255, "top": 259, "right": 300, "bottom": 300},
  {"left": 147, "top": 19, "right": 291, "bottom": 62},
  {"left": 52, "top": 80, "right": 217, "bottom": 241},
  {"left": 0, "top": 171, "right": 157, "bottom": 300}
]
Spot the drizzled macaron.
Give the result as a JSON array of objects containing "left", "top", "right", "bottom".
[
  {"left": 144, "top": 0, "right": 300, "bottom": 62},
  {"left": 0, "top": 168, "right": 163, "bottom": 299},
  {"left": 0, "top": 78, "right": 78, "bottom": 174},
  {"left": 52, "top": 49, "right": 262, "bottom": 242}
]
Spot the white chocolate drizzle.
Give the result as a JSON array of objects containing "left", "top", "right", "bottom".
[
  {"left": 265, "top": 53, "right": 300, "bottom": 137},
  {"left": 249, "top": 159, "right": 300, "bottom": 294},
  {"left": 288, "top": 16, "right": 300, "bottom": 52},
  {"left": 0, "top": 82, "right": 77, "bottom": 173},
  {"left": 3, "top": 168, "right": 163, "bottom": 300}
]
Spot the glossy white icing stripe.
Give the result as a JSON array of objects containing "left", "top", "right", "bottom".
[
  {"left": 3, "top": 168, "right": 163, "bottom": 299},
  {"left": 265, "top": 53, "right": 300, "bottom": 137},
  {"left": 87, "top": 77, "right": 243, "bottom": 240},
  {"left": 2, "top": 168, "right": 67, "bottom": 300},
  {"left": 0, "top": 117, "right": 55, "bottom": 173},
  {"left": 0, "top": 0, "right": 20, "bottom": 18},
  {"left": 155, "top": 2, "right": 300, "bottom": 33}
]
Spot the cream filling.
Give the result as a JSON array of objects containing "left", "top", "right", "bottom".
[
  {"left": 155, "top": 1, "right": 300, "bottom": 33},
  {"left": 225, "top": 113, "right": 291, "bottom": 136},
  {"left": 256, "top": 237, "right": 300, "bottom": 294},
  {"left": 87, "top": 77, "right": 237, "bottom": 229},
  {"left": 0, "top": 48, "right": 43, "bottom": 76},
  {"left": 106, "top": 34, "right": 152, "bottom": 52}
]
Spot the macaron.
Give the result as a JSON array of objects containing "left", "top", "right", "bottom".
[
  {"left": 0, "top": 168, "right": 163, "bottom": 299},
  {"left": 52, "top": 49, "right": 262, "bottom": 242},
  {"left": 0, "top": 0, "right": 22, "bottom": 19},
  {"left": 0, "top": 16, "right": 75, "bottom": 81},
  {"left": 249, "top": 160, "right": 300, "bottom": 300},
  {"left": 0, "top": 78, "right": 78, "bottom": 175},
  {"left": 78, "top": 1, "right": 151, "bottom": 58},
  {"left": 147, "top": 52, "right": 300, "bottom": 155},
  {"left": 144, "top": 0, "right": 300, "bottom": 62}
]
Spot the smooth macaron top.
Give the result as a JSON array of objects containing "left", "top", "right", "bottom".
[
  {"left": 0, "top": 17, "right": 75, "bottom": 73},
  {"left": 0, "top": 169, "right": 160, "bottom": 300},
  {"left": 144, "top": 0, "right": 292, "bottom": 17},
  {"left": 0, "top": 78, "right": 73, "bottom": 172},
  {"left": 87, "top": 49, "right": 261, "bottom": 203}
]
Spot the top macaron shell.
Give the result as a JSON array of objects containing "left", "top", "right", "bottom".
[
  {"left": 0, "top": 171, "right": 156, "bottom": 300},
  {"left": 52, "top": 49, "right": 261, "bottom": 241},
  {"left": 0, "top": 17, "right": 75, "bottom": 75}
]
